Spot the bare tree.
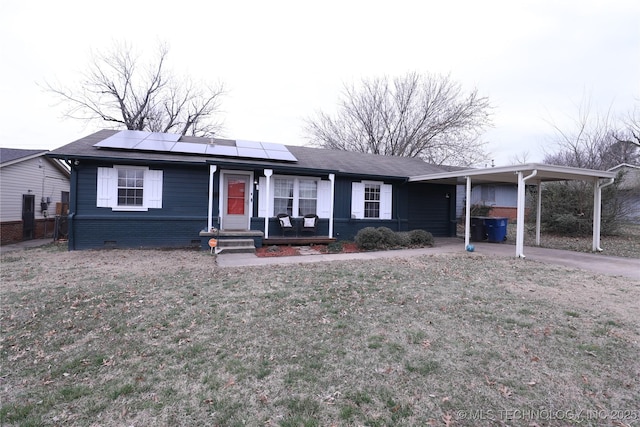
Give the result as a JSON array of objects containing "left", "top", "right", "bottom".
[
  {"left": 305, "top": 72, "right": 492, "bottom": 167},
  {"left": 509, "top": 150, "right": 531, "bottom": 165},
  {"left": 45, "top": 42, "right": 226, "bottom": 137},
  {"left": 544, "top": 98, "right": 639, "bottom": 169},
  {"left": 614, "top": 100, "right": 640, "bottom": 148}
]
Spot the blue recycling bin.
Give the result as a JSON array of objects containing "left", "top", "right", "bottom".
[{"left": 485, "top": 217, "right": 508, "bottom": 243}]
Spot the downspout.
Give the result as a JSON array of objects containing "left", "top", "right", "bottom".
[
  {"left": 515, "top": 170, "right": 537, "bottom": 258},
  {"left": 207, "top": 165, "right": 217, "bottom": 232},
  {"left": 592, "top": 177, "right": 615, "bottom": 252},
  {"left": 535, "top": 181, "right": 542, "bottom": 246},
  {"left": 68, "top": 159, "right": 78, "bottom": 251}
]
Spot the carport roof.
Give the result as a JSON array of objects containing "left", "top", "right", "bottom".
[{"left": 409, "top": 163, "right": 616, "bottom": 184}]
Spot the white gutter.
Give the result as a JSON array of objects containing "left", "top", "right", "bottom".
[
  {"left": 592, "top": 177, "right": 615, "bottom": 252},
  {"left": 515, "top": 169, "right": 537, "bottom": 258}
]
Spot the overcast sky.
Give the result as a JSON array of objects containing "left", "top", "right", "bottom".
[{"left": 1, "top": 0, "right": 638, "bottom": 166}]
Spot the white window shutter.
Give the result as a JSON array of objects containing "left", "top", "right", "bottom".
[
  {"left": 317, "top": 180, "right": 332, "bottom": 218},
  {"left": 257, "top": 177, "right": 268, "bottom": 217},
  {"left": 144, "top": 170, "right": 163, "bottom": 209},
  {"left": 380, "top": 183, "right": 392, "bottom": 219},
  {"left": 96, "top": 167, "right": 117, "bottom": 208},
  {"left": 351, "top": 182, "right": 364, "bottom": 219}
]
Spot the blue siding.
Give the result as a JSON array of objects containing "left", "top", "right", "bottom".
[
  {"left": 69, "top": 163, "right": 455, "bottom": 249},
  {"left": 70, "top": 163, "right": 209, "bottom": 249},
  {"left": 406, "top": 183, "right": 456, "bottom": 236}
]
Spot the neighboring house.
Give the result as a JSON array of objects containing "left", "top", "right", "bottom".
[
  {"left": 608, "top": 163, "right": 640, "bottom": 223},
  {"left": 47, "top": 130, "right": 459, "bottom": 250},
  {"left": 1, "top": 148, "right": 71, "bottom": 245},
  {"left": 455, "top": 183, "right": 519, "bottom": 220}
]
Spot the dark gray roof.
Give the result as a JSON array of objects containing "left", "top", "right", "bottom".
[
  {"left": 48, "top": 129, "right": 451, "bottom": 178},
  {"left": 1, "top": 148, "right": 48, "bottom": 165}
]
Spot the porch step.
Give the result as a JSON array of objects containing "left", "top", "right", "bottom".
[{"left": 216, "top": 238, "right": 256, "bottom": 254}]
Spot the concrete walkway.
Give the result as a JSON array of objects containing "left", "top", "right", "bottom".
[
  {"left": 216, "top": 238, "right": 640, "bottom": 280},
  {"left": 2, "top": 237, "right": 638, "bottom": 280}
]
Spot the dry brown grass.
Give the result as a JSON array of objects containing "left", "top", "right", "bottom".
[{"left": 1, "top": 241, "right": 639, "bottom": 426}]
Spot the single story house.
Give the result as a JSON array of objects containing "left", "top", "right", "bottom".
[
  {"left": 47, "top": 130, "right": 459, "bottom": 251},
  {"left": 1, "top": 148, "right": 70, "bottom": 245},
  {"left": 48, "top": 130, "right": 617, "bottom": 257}
]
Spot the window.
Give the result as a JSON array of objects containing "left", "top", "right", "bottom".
[
  {"left": 274, "top": 178, "right": 294, "bottom": 215},
  {"left": 364, "top": 183, "right": 381, "bottom": 218},
  {"left": 481, "top": 185, "right": 496, "bottom": 203},
  {"left": 351, "top": 181, "right": 392, "bottom": 219},
  {"left": 273, "top": 177, "right": 317, "bottom": 216},
  {"left": 298, "top": 179, "right": 317, "bottom": 216},
  {"left": 118, "top": 169, "right": 144, "bottom": 206},
  {"left": 97, "top": 166, "right": 163, "bottom": 211},
  {"left": 259, "top": 175, "right": 330, "bottom": 218}
]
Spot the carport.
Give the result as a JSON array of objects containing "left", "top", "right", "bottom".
[{"left": 409, "top": 163, "right": 616, "bottom": 258}]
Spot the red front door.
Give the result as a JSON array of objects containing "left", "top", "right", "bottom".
[{"left": 223, "top": 174, "right": 250, "bottom": 230}]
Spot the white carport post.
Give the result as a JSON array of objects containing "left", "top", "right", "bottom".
[
  {"left": 207, "top": 165, "right": 217, "bottom": 232},
  {"left": 263, "top": 169, "right": 273, "bottom": 239},
  {"left": 464, "top": 176, "right": 471, "bottom": 249},
  {"left": 535, "top": 181, "right": 542, "bottom": 246},
  {"left": 515, "top": 169, "right": 537, "bottom": 258},
  {"left": 592, "top": 177, "right": 615, "bottom": 252}
]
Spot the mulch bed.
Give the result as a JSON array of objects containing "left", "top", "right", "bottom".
[{"left": 256, "top": 242, "right": 360, "bottom": 257}]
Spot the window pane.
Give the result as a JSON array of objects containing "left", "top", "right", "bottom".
[
  {"left": 298, "top": 180, "right": 317, "bottom": 198},
  {"left": 364, "top": 184, "right": 380, "bottom": 201},
  {"left": 274, "top": 198, "right": 293, "bottom": 216},
  {"left": 298, "top": 199, "right": 317, "bottom": 216},
  {"left": 274, "top": 179, "right": 294, "bottom": 197},
  {"left": 364, "top": 201, "right": 380, "bottom": 218}
]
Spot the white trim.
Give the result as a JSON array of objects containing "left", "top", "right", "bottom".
[
  {"left": 409, "top": 163, "right": 616, "bottom": 184},
  {"left": 207, "top": 165, "right": 217, "bottom": 232},
  {"left": 219, "top": 169, "right": 254, "bottom": 230}
]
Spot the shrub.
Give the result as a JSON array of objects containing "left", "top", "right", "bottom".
[
  {"left": 395, "top": 232, "right": 412, "bottom": 247},
  {"left": 376, "top": 227, "right": 401, "bottom": 247},
  {"left": 354, "top": 227, "right": 434, "bottom": 250},
  {"left": 408, "top": 229, "right": 434, "bottom": 247},
  {"left": 354, "top": 227, "right": 383, "bottom": 250}
]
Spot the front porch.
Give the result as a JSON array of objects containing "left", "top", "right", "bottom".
[
  {"left": 199, "top": 229, "right": 336, "bottom": 253},
  {"left": 262, "top": 236, "right": 336, "bottom": 245}
]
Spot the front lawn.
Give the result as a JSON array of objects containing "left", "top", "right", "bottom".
[{"left": 1, "top": 246, "right": 638, "bottom": 426}]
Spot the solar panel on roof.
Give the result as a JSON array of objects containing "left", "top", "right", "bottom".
[
  {"left": 135, "top": 139, "right": 176, "bottom": 151},
  {"left": 170, "top": 142, "right": 208, "bottom": 154},
  {"left": 206, "top": 145, "right": 238, "bottom": 156},
  {"left": 147, "top": 132, "right": 180, "bottom": 142},
  {"left": 235, "top": 140, "right": 263, "bottom": 149},
  {"left": 94, "top": 131, "right": 297, "bottom": 162},
  {"left": 94, "top": 134, "right": 141, "bottom": 149},
  {"left": 266, "top": 150, "right": 298, "bottom": 161},
  {"left": 237, "top": 147, "right": 268, "bottom": 158},
  {"left": 261, "top": 141, "right": 289, "bottom": 151}
]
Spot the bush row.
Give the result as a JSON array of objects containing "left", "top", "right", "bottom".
[{"left": 354, "top": 227, "right": 434, "bottom": 251}]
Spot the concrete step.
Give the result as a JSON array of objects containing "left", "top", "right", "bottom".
[{"left": 216, "top": 238, "right": 256, "bottom": 254}]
